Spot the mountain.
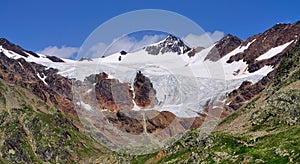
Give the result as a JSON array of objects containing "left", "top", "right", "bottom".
[
  {"left": 204, "top": 34, "right": 243, "bottom": 61},
  {"left": 144, "top": 35, "right": 191, "bottom": 55},
  {"left": 0, "top": 38, "right": 65, "bottom": 63},
  {"left": 224, "top": 22, "right": 300, "bottom": 110},
  {"left": 126, "top": 40, "right": 300, "bottom": 163},
  {"left": 0, "top": 21, "right": 299, "bottom": 163}
]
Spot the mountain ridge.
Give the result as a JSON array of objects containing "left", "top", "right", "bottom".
[{"left": 0, "top": 21, "right": 299, "bottom": 163}]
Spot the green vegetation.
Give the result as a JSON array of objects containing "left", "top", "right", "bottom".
[
  {"left": 0, "top": 81, "right": 107, "bottom": 163},
  {"left": 0, "top": 104, "right": 106, "bottom": 163},
  {"left": 272, "top": 41, "right": 300, "bottom": 90},
  {"left": 131, "top": 152, "right": 157, "bottom": 164}
]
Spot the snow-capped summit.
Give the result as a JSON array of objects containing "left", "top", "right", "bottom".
[
  {"left": 0, "top": 38, "right": 65, "bottom": 63},
  {"left": 144, "top": 35, "right": 191, "bottom": 55},
  {"left": 1, "top": 21, "right": 300, "bottom": 118}
]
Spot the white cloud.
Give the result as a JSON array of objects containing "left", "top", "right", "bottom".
[
  {"left": 87, "top": 34, "right": 166, "bottom": 58},
  {"left": 38, "top": 46, "right": 79, "bottom": 59},
  {"left": 183, "top": 31, "right": 224, "bottom": 48},
  {"left": 88, "top": 42, "right": 108, "bottom": 58}
]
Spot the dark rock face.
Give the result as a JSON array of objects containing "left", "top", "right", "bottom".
[
  {"left": 133, "top": 71, "right": 157, "bottom": 108},
  {"left": 105, "top": 109, "right": 205, "bottom": 135},
  {"left": 205, "top": 34, "right": 243, "bottom": 61},
  {"left": 188, "top": 47, "right": 205, "bottom": 57},
  {"left": 145, "top": 111, "right": 176, "bottom": 133},
  {"left": 105, "top": 110, "right": 145, "bottom": 134},
  {"left": 46, "top": 56, "right": 65, "bottom": 62},
  {"left": 94, "top": 73, "right": 134, "bottom": 111},
  {"left": 0, "top": 38, "right": 65, "bottom": 62},
  {"left": 0, "top": 38, "right": 40, "bottom": 58},
  {"left": 120, "top": 50, "right": 127, "bottom": 55},
  {"left": 227, "top": 64, "right": 280, "bottom": 110},
  {"left": 144, "top": 35, "right": 191, "bottom": 55}
]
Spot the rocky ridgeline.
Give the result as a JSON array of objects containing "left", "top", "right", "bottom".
[
  {"left": 144, "top": 35, "right": 191, "bottom": 55},
  {"left": 205, "top": 34, "right": 243, "bottom": 61},
  {"left": 224, "top": 22, "right": 300, "bottom": 110}
]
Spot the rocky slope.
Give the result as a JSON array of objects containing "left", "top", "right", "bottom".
[
  {"left": 122, "top": 40, "right": 300, "bottom": 164},
  {"left": 0, "top": 79, "right": 108, "bottom": 163},
  {"left": 223, "top": 22, "right": 300, "bottom": 110},
  {"left": 0, "top": 50, "right": 76, "bottom": 116},
  {"left": 204, "top": 34, "right": 243, "bottom": 61}
]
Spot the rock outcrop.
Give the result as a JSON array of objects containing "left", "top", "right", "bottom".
[
  {"left": 133, "top": 71, "right": 158, "bottom": 108},
  {"left": 205, "top": 34, "right": 243, "bottom": 61},
  {"left": 144, "top": 35, "right": 191, "bottom": 55}
]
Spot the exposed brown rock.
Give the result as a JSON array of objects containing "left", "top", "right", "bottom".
[
  {"left": 133, "top": 71, "right": 157, "bottom": 108},
  {"left": 0, "top": 38, "right": 38, "bottom": 58},
  {"left": 227, "top": 69, "right": 277, "bottom": 110},
  {"left": 105, "top": 110, "right": 145, "bottom": 134},
  {"left": 224, "top": 22, "right": 300, "bottom": 111},
  {"left": 104, "top": 109, "right": 206, "bottom": 135},
  {"left": 145, "top": 111, "right": 176, "bottom": 133},
  {"left": 46, "top": 56, "right": 65, "bottom": 62},
  {"left": 205, "top": 34, "right": 243, "bottom": 61},
  {"left": 0, "top": 52, "right": 76, "bottom": 116},
  {"left": 188, "top": 47, "right": 205, "bottom": 57},
  {"left": 227, "top": 22, "right": 300, "bottom": 72},
  {"left": 94, "top": 73, "right": 134, "bottom": 111}
]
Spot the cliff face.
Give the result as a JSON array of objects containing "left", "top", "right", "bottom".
[
  {"left": 94, "top": 73, "right": 134, "bottom": 111},
  {"left": 133, "top": 71, "right": 158, "bottom": 108}
]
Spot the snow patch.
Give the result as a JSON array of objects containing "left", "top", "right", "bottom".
[
  {"left": 256, "top": 40, "right": 294, "bottom": 61},
  {"left": 85, "top": 89, "right": 92, "bottom": 94},
  {"left": 76, "top": 101, "right": 93, "bottom": 111},
  {"left": 37, "top": 73, "right": 48, "bottom": 85}
]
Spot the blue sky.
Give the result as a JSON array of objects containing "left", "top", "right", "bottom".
[{"left": 1, "top": 0, "right": 300, "bottom": 58}]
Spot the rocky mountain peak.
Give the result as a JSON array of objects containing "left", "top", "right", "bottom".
[
  {"left": 0, "top": 38, "right": 39, "bottom": 58},
  {"left": 144, "top": 34, "right": 191, "bottom": 55},
  {"left": 205, "top": 34, "right": 243, "bottom": 61},
  {"left": 0, "top": 38, "right": 65, "bottom": 62},
  {"left": 227, "top": 21, "right": 300, "bottom": 73},
  {"left": 224, "top": 22, "right": 300, "bottom": 111}
]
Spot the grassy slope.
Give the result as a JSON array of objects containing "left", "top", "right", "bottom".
[
  {"left": 128, "top": 42, "right": 300, "bottom": 163},
  {"left": 0, "top": 80, "right": 109, "bottom": 163}
]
